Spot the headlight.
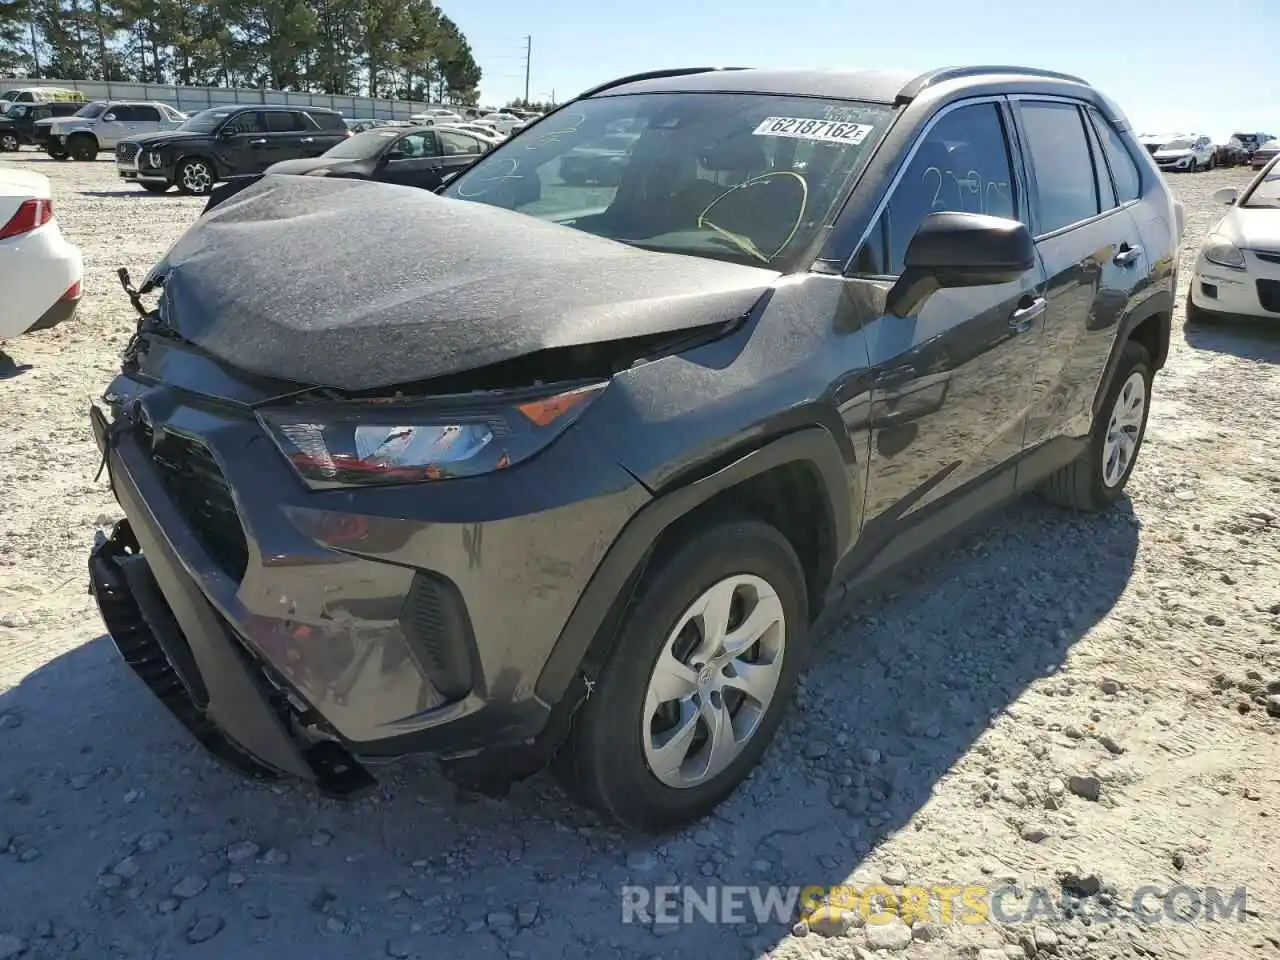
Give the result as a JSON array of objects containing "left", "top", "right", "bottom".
[
  {"left": 257, "top": 382, "right": 606, "bottom": 488},
  {"left": 1203, "top": 235, "right": 1246, "bottom": 269},
  {"left": 303, "top": 167, "right": 330, "bottom": 177},
  {"left": 147, "top": 151, "right": 162, "bottom": 167}
]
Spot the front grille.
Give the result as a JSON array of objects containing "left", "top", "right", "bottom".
[
  {"left": 1257, "top": 279, "right": 1280, "bottom": 314},
  {"left": 117, "top": 142, "right": 140, "bottom": 162},
  {"left": 139, "top": 422, "right": 249, "bottom": 580}
]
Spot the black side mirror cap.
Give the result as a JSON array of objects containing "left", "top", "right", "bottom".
[{"left": 886, "top": 212, "right": 1036, "bottom": 318}]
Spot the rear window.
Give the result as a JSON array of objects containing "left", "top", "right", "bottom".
[{"left": 308, "top": 111, "right": 346, "bottom": 131}]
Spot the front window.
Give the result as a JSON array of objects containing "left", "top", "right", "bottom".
[
  {"left": 5, "top": 104, "right": 29, "bottom": 119},
  {"left": 74, "top": 101, "right": 107, "bottom": 119},
  {"left": 442, "top": 92, "right": 892, "bottom": 269},
  {"left": 323, "top": 129, "right": 401, "bottom": 160},
  {"left": 177, "top": 108, "right": 233, "bottom": 134}
]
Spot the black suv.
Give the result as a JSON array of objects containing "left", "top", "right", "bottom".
[
  {"left": 0, "top": 100, "right": 85, "bottom": 152},
  {"left": 89, "top": 65, "right": 1178, "bottom": 832},
  {"left": 116, "top": 105, "right": 349, "bottom": 195}
]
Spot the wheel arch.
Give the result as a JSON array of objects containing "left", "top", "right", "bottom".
[
  {"left": 66, "top": 129, "right": 99, "bottom": 154},
  {"left": 535, "top": 426, "right": 853, "bottom": 709},
  {"left": 1092, "top": 291, "right": 1171, "bottom": 418}
]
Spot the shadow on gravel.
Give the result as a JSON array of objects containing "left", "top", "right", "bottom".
[
  {"left": 1183, "top": 318, "right": 1280, "bottom": 363},
  {"left": 78, "top": 190, "right": 171, "bottom": 199},
  {"left": 0, "top": 349, "right": 32, "bottom": 379},
  {"left": 0, "top": 494, "right": 1140, "bottom": 960}
]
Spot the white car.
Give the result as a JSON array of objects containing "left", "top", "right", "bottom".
[
  {"left": 41, "top": 100, "right": 186, "bottom": 160},
  {"left": 480, "top": 113, "right": 525, "bottom": 136},
  {"left": 408, "top": 109, "right": 464, "bottom": 126},
  {"left": 0, "top": 169, "right": 83, "bottom": 342},
  {"left": 1148, "top": 134, "right": 1216, "bottom": 173},
  {"left": 1187, "top": 155, "right": 1280, "bottom": 323}
]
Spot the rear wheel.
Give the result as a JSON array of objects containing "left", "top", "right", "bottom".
[
  {"left": 556, "top": 519, "right": 809, "bottom": 832},
  {"left": 176, "top": 158, "right": 215, "bottom": 196},
  {"left": 0, "top": 132, "right": 19, "bottom": 152},
  {"left": 1039, "top": 340, "right": 1152, "bottom": 511},
  {"left": 67, "top": 133, "right": 97, "bottom": 161}
]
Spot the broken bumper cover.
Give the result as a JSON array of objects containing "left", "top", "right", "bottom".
[{"left": 88, "top": 432, "right": 376, "bottom": 797}]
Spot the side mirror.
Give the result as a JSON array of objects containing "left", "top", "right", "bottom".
[
  {"left": 102, "top": 113, "right": 116, "bottom": 122},
  {"left": 1213, "top": 187, "right": 1238, "bottom": 205},
  {"left": 886, "top": 212, "right": 1036, "bottom": 318}
]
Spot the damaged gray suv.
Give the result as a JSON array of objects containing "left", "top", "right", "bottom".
[{"left": 89, "top": 65, "right": 1178, "bottom": 832}]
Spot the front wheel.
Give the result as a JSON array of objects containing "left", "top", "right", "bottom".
[
  {"left": 556, "top": 519, "right": 809, "bottom": 832},
  {"left": 67, "top": 134, "right": 97, "bottom": 161},
  {"left": 176, "top": 158, "right": 215, "bottom": 196},
  {"left": 46, "top": 147, "right": 68, "bottom": 160},
  {"left": 0, "top": 133, "right": 19, "bottom": 152},
  {"left": 139, "top": 182, "right": 169, "bottom": 194},
  {"left": 1039, "top": 340, "right": 1153, "bottom": 511}
]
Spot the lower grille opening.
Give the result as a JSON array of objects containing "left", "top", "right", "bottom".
[
  {"left": 140, "top": 422, "right": 249, "bottom": 580},
  {"left": 1257, "top": 279, "right": 1280, "bottom": 314},
  {"left": 399, "top": 572, "right": 476, "bottom": 702}
]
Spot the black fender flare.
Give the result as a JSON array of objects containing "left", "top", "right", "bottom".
[
  {"left": 534, "top": 426, "right": 853, "bottom": 707},
  {"left": 1093, "top": 288, "right": 1172, "bottom": 417}
]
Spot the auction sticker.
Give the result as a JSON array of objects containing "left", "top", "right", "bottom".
[{"left": 752, "top": 117, "right": 874, "bottom": 145}]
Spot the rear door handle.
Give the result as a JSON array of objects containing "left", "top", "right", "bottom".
[
  {"left": 1114, "top": 244, "right": 1143, "bottom": 267},
  {"left": 874, "top": 365, "right": 917, "bottom": 389},
  {"left": 248, "top": 138, "right": 266, "bottom": 146},
  {"left": 1010, "top": 297, "right": 1046, "bottom": 331},
  {"left": 300, "top": 137, "right": 314, "bottom": 144}
]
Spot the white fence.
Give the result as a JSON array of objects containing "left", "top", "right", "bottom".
[{"left": 0, "top": 77, "right": 449, "bottom": 120}]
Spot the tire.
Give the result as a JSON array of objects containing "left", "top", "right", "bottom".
[
  {"left": 556, "top": 518, "right": 809, "bottom": 832},
  {"left": 1039, "top": 340, "right": 1153, "bottom": 512},
  {"left": 139, "top": 182, "right": 169, "bottom": 194},
  {"left": 46, "top": 146, "right": 68, "bottom": 160},
  {"left": 67, "top": 133, "right": 97, "bottom": 161},
  {"left": 176, "top": 157, "right": 215, "bottom": 196},
  {"left": 0, "top": 132, "right": 19, "bottom": 152}
]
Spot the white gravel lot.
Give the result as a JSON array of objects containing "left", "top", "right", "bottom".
[{"left": 0, "top": 154, "right": 1278, "bottom": 960}]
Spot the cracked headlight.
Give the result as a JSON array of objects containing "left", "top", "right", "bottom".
[{"left": 258, "top": 382, "right": 606, "bottom": 488}]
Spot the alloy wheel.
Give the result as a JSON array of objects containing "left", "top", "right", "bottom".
[
  {"left": 1102, "top": 371, "right": 1146, "bottom": 488},
  {"left": 181, "top": 161, "right": 213, "bottom": 195},
  {"left": 0, "top": 133, "right": 18, "bottom": 152},
  {"left": 641, "top": 574, "right": 787, "bottom": 789}
]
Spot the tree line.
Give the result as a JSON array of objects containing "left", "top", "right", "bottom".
[{"left": 0, "top": 0, "right": 482, "bottom": 103}]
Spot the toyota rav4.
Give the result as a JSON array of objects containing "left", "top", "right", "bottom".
[{"left": 89, "top": 65, "right": 1180, "bottom": 832}]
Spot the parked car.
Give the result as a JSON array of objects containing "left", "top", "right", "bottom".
[
  {"left": 446, "top": 122, "right": 506, "bottom": 146},
  {"left": 1251, "top": 138, "right": 1280, "bottom": 170},
  {"left": 0, "top": 100, "right": 86, "bottom": 152},
  {"left": 1151, "top": 134, "right": 1215, "bottom": 172},
  {"left": 1213, "top": 137, "right": 1248, "bottom": 167},
  {"left": 40, "top": 100, "right": 186, "bottom": 160},
  {"left": 115, "top": 105, "right": 350, "bottom": 195},
  {"left": 557, "top": 132, "right": 639, "bottom": 185},
  {"left": 264, "top": 124, "right": 488, "bottom": 186},
  {"left": 408, "top": 108, "right": 463, "bottom": 125},
  {"left": 1187, "top": 155, "right": 1280, "bottom": 324},
  {"left": 479, "top": 112, "right": 525, "bottom": 136},
  {"left": 0, "top": 169, "right": 82, "bottom": 343},
  {"left": 1232, "top": 132, "right": 1277, "bottom": 162},
  {"left": 90, "top": 64, "right": 1176, "bottom": 832},
  {"left": 0, "top": 86, "right": 82, "bottom": 113}
]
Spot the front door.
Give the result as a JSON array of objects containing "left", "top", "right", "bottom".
[
  {"left": 849, "top": 99, "right": 1045, "bottom": 543},
  {"left": 378, "top": 131, "right": 445, "bottom": 190},
  {"left": 435, "top": 129, "right": 488, "bottom": 180},
  {"left": 1010, "top": 99, "right": 1151, "bottom": 478},
  {"left": 130, "top": 104, "right": 165, "bottom": 138},
  {"left": 215, "top": 111, "right": 269, "bottom": 174},
  {"left": 93, "top": 106, "right": 129, "bottom": 148}
]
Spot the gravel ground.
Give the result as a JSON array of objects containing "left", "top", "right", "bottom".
[{"left": 1, "top": 156, "right": 1278, "bottom": 960}]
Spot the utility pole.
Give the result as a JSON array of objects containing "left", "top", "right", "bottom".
[
  {"left": 523, "top": 35, "right": 531, "bottom": 105},
  {"left": 28, "top": 21, "right": 40, "bottom": 76}
]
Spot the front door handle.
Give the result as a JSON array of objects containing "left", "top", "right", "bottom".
[
  {"left": 1009, "top": 297, "right": 1046, "bottom": 332},
  {"left": 300, "top": 137, "right": 314, "bottom": 144},
  {"left": 248, "top": 138, "right": 266, "bottom": 146},
  {"left": 1114, "top": 244, "right": 1143, "bottom": 267},
  {"left": 874, "top": 365, "right": 917, "bottom": 389}
]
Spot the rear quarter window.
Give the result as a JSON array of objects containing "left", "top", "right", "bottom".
[
  {"left": 308, "top": 112, "right": 346, "bottom": 131},
  {"left": 1088, "top": 109, "right": 1143, "bottom": 204}
]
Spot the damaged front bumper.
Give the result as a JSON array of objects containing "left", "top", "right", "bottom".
[{"left": 88, "top": 408, "right": 377, "bottom": 797}]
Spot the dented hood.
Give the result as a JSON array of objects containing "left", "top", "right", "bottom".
[{"left": 146, "top": 176, "right": 779, "bottom": 391}]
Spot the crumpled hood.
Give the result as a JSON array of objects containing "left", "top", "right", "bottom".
[{"left": 146, "top": 175, "right": 780, "bottom": 391}]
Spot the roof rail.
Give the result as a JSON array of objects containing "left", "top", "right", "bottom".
[
  {"left": 577, "top": 66, "right": 752, "bottom": 100},
  {"left": 896, "top": 65, "right": 1088, "bottom": 104}
]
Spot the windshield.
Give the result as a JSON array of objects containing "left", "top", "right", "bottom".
[
  {"left": 442, "top": 92, "right": 892, "bottom": 269},
  {"left": 1162, "top": 139, "right": 1193, "bottom": 150},
  {"left": 4, "top": 104, "right": 28, "bottom": 119},
  {"left": 323, "top": 129, "right": 400, "bottom": 159},
  {"left": 1242, "top": 164, "right": 1280, "bottom": 209},
  {"left": 177, "top": 108, "right": 232, "bottom": 133},
  {"left": 74, "top": 101, "right": 107, "bottom": 119}
]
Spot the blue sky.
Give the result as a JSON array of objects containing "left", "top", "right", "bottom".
[{"left": 452, "top": 0, "right": 1280, "bottom": 141}]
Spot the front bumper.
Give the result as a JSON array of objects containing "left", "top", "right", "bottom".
[
  {"left": 1156, "top": 155, "right": 1196, "bottom": 172},
  {"left": 88, "top": 372, "right": 647, "bottom": 780},
  {"left": 1191, "top": 249, "right": 1280, "bottom": 319}
]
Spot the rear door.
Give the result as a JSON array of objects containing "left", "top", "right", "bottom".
[
  {"left": 1010, "top": 98, "right": 1150, "bottom": 481},
  {"left": 435, "top": 129, "right": 487, "bottom": 178},
  {"left": 851, "top": 98, "right": 1046, "bottom": 536},
  {"left": 376, "top": 131, "right": 444, "bottom": 189},
  {"left": 131, "top": 104, "right": 165, "bottom": 137},
  {"left": 261, "top": 110, "right": 313, "bottom": 164},
  {"left": 304, "top": 111, "right": 350, "bottom": 152},
  {"left": 94, "top": 104, "right": 130, "bottom": 148}
]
